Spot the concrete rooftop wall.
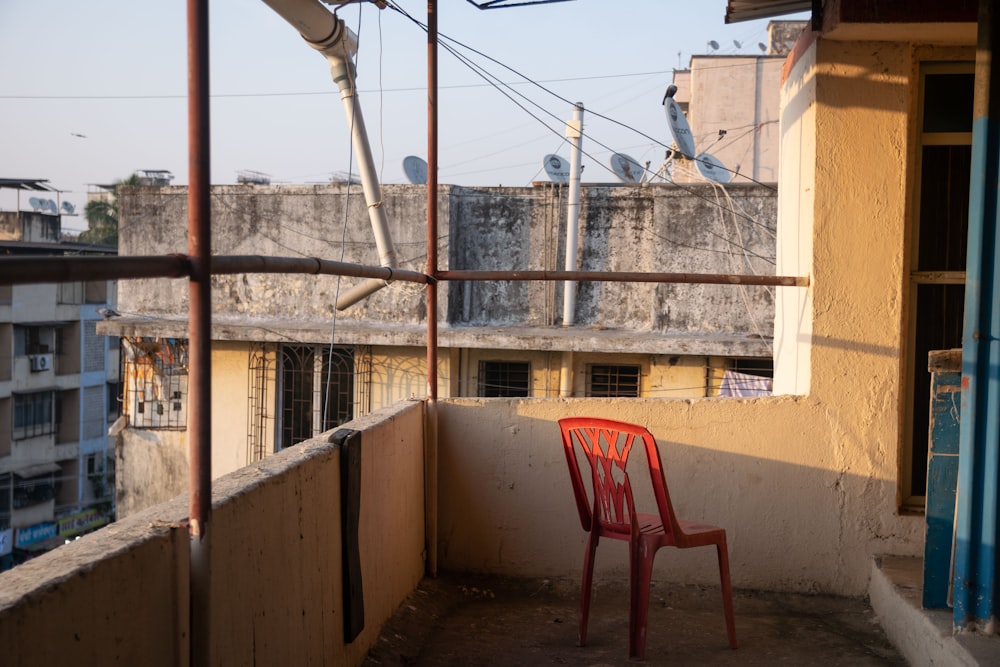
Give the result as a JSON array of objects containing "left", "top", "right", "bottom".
[{"left": 117, "top": 182, "right": 775, "bottom": 342}]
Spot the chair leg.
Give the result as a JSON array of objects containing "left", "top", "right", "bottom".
[
  {"left": 716, "top": 539, "right": 738, "bottom": 649},
  {"left": 629, "top": 540, "right": 655, "bottom": 661},
  {"left": 579, "top": 531, "right": 599, "bottom": 647}
]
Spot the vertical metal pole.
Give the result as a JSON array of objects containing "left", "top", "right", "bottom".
[
  {"left": 425, "top": 0, "right": 439, "bottom": 577},
  {"left": 187, "top": 0, "right": 212, "bottom": 662},
  {"left": 559, "top": 103, "right": 583, "bottom": 398},
  {"left": 954, "top": 0, "right": 1000, "bottom": 633}
]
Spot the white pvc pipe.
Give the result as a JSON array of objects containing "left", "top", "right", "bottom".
[
  {"left": 261, "top": 1, "right": 398, "bottom": 310},
  {"left": 560, "top": 103, "right": 584, "bottom": 398},
  {"left": 562, "top": 103, "right": 584, "bottom": 326}
]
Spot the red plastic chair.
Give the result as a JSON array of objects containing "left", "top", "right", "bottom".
[{"left": 559, "top": 417, "right": 737, "bottom": 660}]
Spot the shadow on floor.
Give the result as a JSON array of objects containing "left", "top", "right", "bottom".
[{"left": 364, "top": 573, "right": 905, "bottom": 666}]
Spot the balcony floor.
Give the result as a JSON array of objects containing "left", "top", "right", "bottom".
[{"left": 364, "top": 573, "right": 905, "bottom": 665}]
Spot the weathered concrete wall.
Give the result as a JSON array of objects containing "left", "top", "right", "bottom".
[
  {"left": 0, "top": 211, "right": 60, "bottom": 242},
  {"left": 1, "top": 400, "right": 425, "bottom": 666},
  {"left": 117, "top": 182, "right": 775, "bottom": 342},
  {"left": 436, "top": 397, "right": 923, "bottom": 596},
  {"left": 116, "top": 428, "right": 187, "bottom": 518}
]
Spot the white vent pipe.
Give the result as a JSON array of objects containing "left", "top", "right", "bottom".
[
  {"left": 261, "top": 0, "right": 398, "bottom": 310},
  {"left": 559, "top": 103, "right": 584, "bottom": 398}
]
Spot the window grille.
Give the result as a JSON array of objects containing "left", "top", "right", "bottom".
[
  {"left": 478, "top": 361, "right": 530, "bottom": 397},
  {"left": 123, "top": 337, "right": 188, "bottom": 430},
  {"left": 587, "top": 365, "right": 641, "bottom": 398},
  {"left": 278, "top": 344, "right": 355, "bottom": 450},
  {"left": 247, "top": 343, "right": 275, "bottom": 464}
]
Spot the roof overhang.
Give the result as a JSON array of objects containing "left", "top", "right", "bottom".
[
  {"left": 727, "top": 0, "right": 812, "bottom": 23},
  {"left": 0, "top": 178, "right": 59, "bottom": 192},
  {"left": 13, "top": 462, "right": 61, "bottom": 479},
  {"left": 98, "top": 316, "right": 771, "bottom": 358}
]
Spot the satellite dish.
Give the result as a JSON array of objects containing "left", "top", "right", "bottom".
[
  {"left": 663, "top": 97, "right": 696, "bottom": 159},
  {"left": 733, "top": 40, "right": 742, "bottom": 49},
  {"left": 402, "top": 155, "right": 428, "bottom": 185},
  {"left": 610, "top": 153, "right": 644, "bottom": 184},
  {"left": 708, "top": 40, "right": 719, "bottom": 51},
  {"left": 543, "top": 154, "right": 570, "bottom": 184},
  {"left": 695, "top": 152, "right": 732, "bottom": 183},
  {"left": 44, "top": 199, "right": 58, "bottom": 214},
  {"left": 61, "top": 201, "right": 76, "bottom": 214},
  {"left": 29, "top": 197, "right": 41, "bottom": 210},
  {"left": 758, "top": 42, "right": 767, "bottom": 53}
]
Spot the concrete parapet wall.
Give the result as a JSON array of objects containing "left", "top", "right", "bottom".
[
  {"left": 0, "top": 400, "right": 426, "bottom": 666},
  {"left": 436, "top": 398, "right": 923, "bottom": 596}
]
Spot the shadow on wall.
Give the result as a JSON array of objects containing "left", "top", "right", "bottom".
[{"left": 435, "top": 398, "right": 916, "bottom": 596}]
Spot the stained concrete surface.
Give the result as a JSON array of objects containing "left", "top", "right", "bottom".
[{"left": 363, "top": 573, "right": 905, "bottom": 666}]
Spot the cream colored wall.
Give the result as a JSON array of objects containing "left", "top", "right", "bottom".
[
  {"left": 211, "top": 342, "right": 252, "bottom": 477},
  {"left": 10, "top": 284, "right": 58, "bottom": 322},
  {"left": 437, "top": 397, "right": 921, "bottom": 595},
  {"left": 369, "top": 345, "right": 436, "bottom": 410}
]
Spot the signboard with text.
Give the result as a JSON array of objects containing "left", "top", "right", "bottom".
[
  {"left": 16, "top": 522, "right": 57, "bottom": 549},
  {"left": 58, "top": 509, "right": 109, "bottom": 539}
]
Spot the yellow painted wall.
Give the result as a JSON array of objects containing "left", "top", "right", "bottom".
[
  {"left": 211, "top": 342, "right": 252, "bottom": 476},
  {"left": 435, "top": 37, "right": 983, "bottom": 596}
]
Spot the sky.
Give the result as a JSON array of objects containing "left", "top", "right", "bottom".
[{"left": 0, "top": 1, "right": 804, "bottom": 233}]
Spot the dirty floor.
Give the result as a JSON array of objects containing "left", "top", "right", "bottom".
[{"left": 363, "top": 573, "right": 905, "bottom": 666}]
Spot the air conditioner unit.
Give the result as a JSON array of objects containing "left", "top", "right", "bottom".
[{"left": 29, "top": 354, "right": 52, "bottom": 372}]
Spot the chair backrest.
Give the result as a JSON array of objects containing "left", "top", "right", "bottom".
[{"left": 559, "top": 417, "right": 680, "bottom": 538}]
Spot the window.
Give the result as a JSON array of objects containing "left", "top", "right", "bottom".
[
  {"left": 278, "top": 345, "right": 354, "bottom": 450},
  {"left": 123, "top": 337, "right": 188, "bottom": 430},
  {"left": 711, "top": 358, "right": 774, "bottom": 397},
  {"left": 107, "top": 382, "right": 121, "bottom": 422},
  {"left": 902, "top": 63, "right": 974, "bottom": 509},
  {"left": 478, "top": 361, "right": 530, "bottom": 397},
  {"left": 13, "top": 391, "right": 58, "bottom": 440},
  {"left": 587, "top": 365, "right": 641, "bottom": 397},
  {"left": 12, "top": 470, "right": 59, "bottom": 509},
  {"left": 0, "top": 473, "right": 11, "bottom": 530},
  {"left": 14, "top": 325, "right": 56, "bottom": 356}
]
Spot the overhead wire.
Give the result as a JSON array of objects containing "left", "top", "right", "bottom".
[{"left": 383, "top": 0, "right": 778, "bottom": 242}]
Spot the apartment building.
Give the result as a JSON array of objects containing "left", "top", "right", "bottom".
[{"left": 0, "top": 179, "right": 118, "bottom": 570}]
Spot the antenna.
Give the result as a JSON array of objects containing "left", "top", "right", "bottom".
[
  {"left": 402, "top": 155, "right": 428, "bottom": 185},
  {"left": 610, "top": 153, "right": 644, "bottom": 184},
  {"left": 543, "top": 154, "right": 570, "bottom": 184},
  {"left": 662, "top": 87, "right": 696, "bottom": 159},
  {"left": 695, "top": 152, "right": 732, "bottom": 183},
  {"left": 707, "top": 40, "right": 719, "bottom": 52}
]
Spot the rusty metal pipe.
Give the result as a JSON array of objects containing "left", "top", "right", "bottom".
[
  {"left": 0, "top": 255, "right": 430, "bottom": 286},
  {"left": 425, "top": 0, "right": 439, "bottom": 578},
  {"left": 438, "top": 269, "right": 809, "bottom": 287},
  {"left": 0, "top": 255, "right": 191, "bottom": 285},
  {"left": 187, "top": 0, "right": 212, "bottom": 665}
]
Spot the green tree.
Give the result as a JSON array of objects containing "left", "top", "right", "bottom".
[{"left": 79, "top": 173, "right": 141, "bottom": 246}]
